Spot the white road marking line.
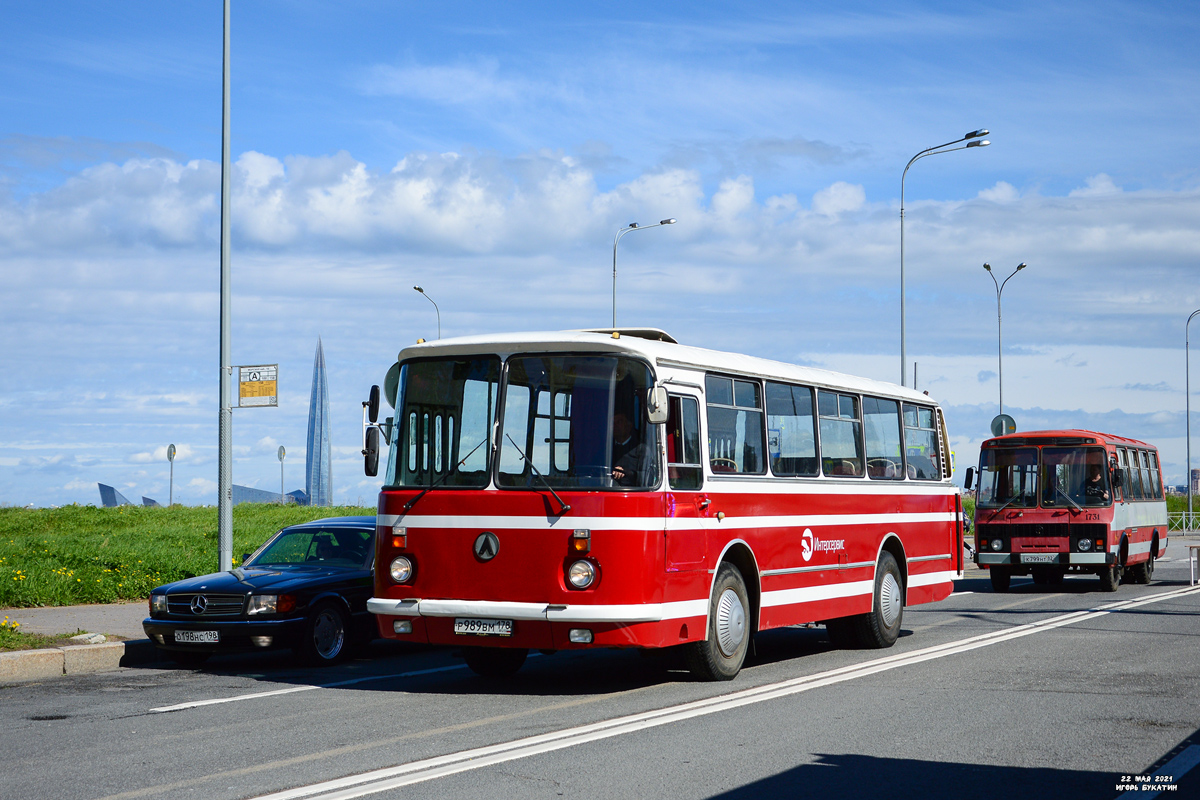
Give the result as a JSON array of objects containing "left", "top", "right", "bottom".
[
  {"left": 246, "top": 584, "right": 1200, "bottom": 800},
  {"left": 149, "top": 664, "right": 469, "bottom": 713}
]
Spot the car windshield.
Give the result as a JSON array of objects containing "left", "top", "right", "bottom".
[
  {"left": 497, "top": 354, "right": 661, "bottom": 490},
  {"left": 976, "top": 447, "right": 1039, "bottom": 508},
  {"left": 1041, "top": 447, "right": 1111, "bottom": 507},
  {"left": 247, "top": 527, "right": 372, "bottom": 567},
  {"left": 387, "top": 356, "right": 501, "bottom": 489}
]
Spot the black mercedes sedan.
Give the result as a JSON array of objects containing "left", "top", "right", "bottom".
[{"left": 143, "top": 516, "right": 376, "bottom": 666}]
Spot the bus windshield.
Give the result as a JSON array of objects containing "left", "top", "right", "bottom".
[
  {"left": 497, "top": 354, "right": 660, "bottom": 490},
  {"left": 387, "top": 356, "right": 501, "bottom": 489},
  {"left": 1041, "top": 446, "right": 1111, "bottom": 507},
  {"left": 976, "top": 447, "right": 1038, "bottom": 508}
]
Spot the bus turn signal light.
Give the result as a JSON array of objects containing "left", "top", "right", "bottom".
[{"left": 572, "top": 529, "right": 590, "bottom": 553}]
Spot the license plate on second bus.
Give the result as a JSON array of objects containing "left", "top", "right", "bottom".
[
  {"left": 454, "top": 618, "right": 513, "bottom": 637},
  {"left": 175, "top": 630, "right": 219, "bottom": 643},
  {"left": 1021, "top": 553, "right": 1057, "bottom": 564}
]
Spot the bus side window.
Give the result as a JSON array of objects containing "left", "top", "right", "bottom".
[
  {"left": 818, "top": 390, "right": 863, "bottom": 477},
  {"left": 1149, "top": 451, "right": 1163, "bottom": 499},
  {"left": 863, "top": 396, "right": 903, "bottom": 480},
  {"left": 902, "top": 403, "right": 941, "bottom": 480},
  {"left": 667, "top": 395, "right": 702, "bottom": 490}
]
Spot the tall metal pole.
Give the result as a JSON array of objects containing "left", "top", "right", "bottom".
[
  {"left": 900, "top": 130, "right": 989, "bottom": 386},
  {"left": 217, "top": 0, "right": 233, "bottom": 571},
  {"left": 984, "top": 262, "right": 1026, "bottom": 417},
  {"left": 612, "top": 218, "right": 675, "bottom": 328},
  {"left": 1188, "top": 310, "right": 1200, "bottom": 530},
  {"left": 413, "top": 286, "right": 441, "bottom": 339}
]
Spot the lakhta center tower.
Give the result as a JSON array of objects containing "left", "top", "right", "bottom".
[{"left": 305, "top": 338, "right": 332, "bottom": 506}]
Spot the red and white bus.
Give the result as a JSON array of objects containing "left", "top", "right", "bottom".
[
  {"left": 966, "top": 429, "right": 1168, "bottom": 592},
  {"left": 363, "top": 329, "right": 964, "bottom": 680}
]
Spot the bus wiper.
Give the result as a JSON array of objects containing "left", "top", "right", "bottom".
[
  {"left": 984, "top": 496, "right": 1020, "bottom": 519},
  {"left": 403, "top": 438, "right": 489, "bottom": 512},
  {"left": 503, "top": 433, "right": 571, "bottom": 516},
  {"left": 1054, "top": 485, "right": 1083, "bottom": 512}
]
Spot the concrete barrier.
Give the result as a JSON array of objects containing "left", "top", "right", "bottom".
[{"left": 0, "top": 639, "right": 157, "bottom": 684}]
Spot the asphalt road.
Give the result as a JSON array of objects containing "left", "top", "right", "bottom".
[{"left": 3, "top": 559, "right": 1198, "bottom": 800}]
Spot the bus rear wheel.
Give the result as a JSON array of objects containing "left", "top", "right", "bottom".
[
  {"left": 1129, "top": 557, "right": 1155, "bottom": 584},
  {"left": 463, "top": 646, "right": 528, "bottom": 678},
  {"left": 683, "top": 562, "right": 750, "bottom": 681},
  {"left": 1098, "top": 564, "right": 1123, "bottom": 592},
  {"left": 989, "top": 566, "right": 1011, "bottom": 592},
  {"left": 827, "top": 552, "right": 904, "bottom": 649}
]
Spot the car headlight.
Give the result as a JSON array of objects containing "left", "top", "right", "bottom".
[
  {"left": 390, "top": 556, "right": 413, "bottom": 583},
  {"left": 568, "top": 560, "right": 596, "bottom": 589},
  {"left": 1077, "top": 538, "right": 1092, "bottom": 552},
  {"left": 151, "top": 594, "right": 167, "bottom": 614},
  {"left": 991, "top": 538, "right": 1003, "bottom": 551},
  {"left": 247, "top": 595, "right": 278, "bottom": 615}
]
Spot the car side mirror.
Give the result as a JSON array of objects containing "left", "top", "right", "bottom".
[
  {"left": 646, "top": 385, "right": 669, "bottom": 425},
  {"left": 363, "top": 426, "right": 380, "bottom": 476},
  {"left": 963, "top": 466, "right": 975, "bottom": 492}
]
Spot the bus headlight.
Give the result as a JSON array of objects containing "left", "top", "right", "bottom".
[
  {"left": 990, "top": 539, "right": 1003, "bottom": 551},
  {"left": 1077, "top": 538, "right": 1092, "bottom": 552},
  {"left": 568, "top": 560, "right": 596, "bottom": 589},
  {"left": 390, "top": 556, "right": 413, "bottom": 583}
]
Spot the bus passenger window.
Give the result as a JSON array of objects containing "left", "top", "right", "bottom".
[
  {"left": 667, "top": 395, "right": 702, "bottom": 490},
  {"left": 818, "top": 390, "right": 863, "bottom": 477},
  {"left": 705, "top": 375, "right": 766, "bottom": 474},
  {"left": 902, "top": 404, "right": 941, "bottom": 480},
  {"left": 766, "top": 382, "right": 817, "bottom": 476},
  {"left": 863, "top": 397, "right": 903, "bottom": 480}
]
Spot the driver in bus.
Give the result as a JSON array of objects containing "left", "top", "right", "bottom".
[
  {"left": 611, "top": 410, "right": 647, "bottom": 486},
  {"left": 1085, "top": 462, "right": 1109, "bottom": 503}
]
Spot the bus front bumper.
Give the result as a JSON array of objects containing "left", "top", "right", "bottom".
[{"left": 975, "top": 552, "right": 1114, "bottom": 566}]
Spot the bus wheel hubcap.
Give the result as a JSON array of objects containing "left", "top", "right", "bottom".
[
  {"left": 715, "top": 588, "right": 746, "bottom": 657},
  {"left": 880, "top": 572, "right": 902, "bottom": 628}
]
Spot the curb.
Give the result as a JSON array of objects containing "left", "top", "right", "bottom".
[{"left": 0, "top": 638, "right": 159, "bottom": 685}]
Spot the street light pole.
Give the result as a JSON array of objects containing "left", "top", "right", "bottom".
[
  {"left": 901, "top": 129, "right": 990, "bottom": 386},
  {"left": 217, "top": 0, "right": 233, "bottom": 571},
  {"left": 983, "top": 262, "right": 1027, "bottom": 417},
  {"left": 413, "top": 286, "right": 440, "bottom": 339},
  {"left": 613, "top": 218, "right": 676, "bottom": 328},
  {"left": 1188, "top": 309, "right": 1200, "bottom": 530}
]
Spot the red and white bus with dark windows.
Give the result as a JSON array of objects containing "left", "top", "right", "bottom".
[
  {"left": 966, "top": 430, "right": 1168, "bottom": 592},
  {"left": 362, "top": 329, "right": 964, "bottom": 680}
]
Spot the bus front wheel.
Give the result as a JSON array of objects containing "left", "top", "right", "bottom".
[
  {"left": 684, "top": 562, "right": 750, "bottom": 681},
  {"left": 990, "top": 566, "right": 1011, "bottom": 592},
  {"left": 1098, "top": 564, "right": 1123, "bottom": 592}
]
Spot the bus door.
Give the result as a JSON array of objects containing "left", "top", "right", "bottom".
[{"left": 664, "top": 392, "right": 709, "bottom": 571}]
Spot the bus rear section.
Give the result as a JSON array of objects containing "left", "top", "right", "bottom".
[{"left": 969, "top": 431, "right": 1167, "bottom": 592}]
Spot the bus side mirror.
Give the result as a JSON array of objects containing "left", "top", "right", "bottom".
[
  {"left": 366, "top": 385, "right": 380, "bottom": 423},
  {"left": 963, "top": 466, "right": 975, "bottom": 491},
  {"left": 646, "top": 386, "right": 669, "bottom": 425},
  {"left": 363, "top": 426, "right": 380, "bottom": 477},
  {"left": 1110, "top": 467, "right": 1122, "bottom": 489}
]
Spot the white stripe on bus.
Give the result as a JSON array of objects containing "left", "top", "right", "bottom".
[{"left": 377, "top": 511, "right": 957, "bottom": 531}]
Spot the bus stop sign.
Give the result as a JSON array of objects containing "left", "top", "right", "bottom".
[{"left": 991, "top": 414, "right": 1016, "bottom": 437}]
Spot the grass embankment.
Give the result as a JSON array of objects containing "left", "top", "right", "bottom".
[
  {"left": 0, "top": 616, "right": 92, "bottom": 652},
  {"left": 0, "top": 504, "right": 373, "bottom": 608}
]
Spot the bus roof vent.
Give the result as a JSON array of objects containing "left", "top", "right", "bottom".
[{"left": 578, "top": 328, "right": 678, "bottom": 344}]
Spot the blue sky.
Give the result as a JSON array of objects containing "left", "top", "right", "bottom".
[{"left": 3, "top": 1, "right": 1200, "bottom": 506}]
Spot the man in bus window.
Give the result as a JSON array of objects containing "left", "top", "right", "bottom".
[
  {"left": 1085, "top": 462, "right": 1109, "bottom": 503},
  {"left": 611, "top": 410, "right": 645, "bottom": 485}
]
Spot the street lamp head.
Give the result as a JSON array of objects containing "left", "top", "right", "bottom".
[
  {"left": 660, "top": 218, "right": 676, "bottom": 225},
  {"left": 966, "top": 129, "right": 989, "bottom": 139},
  {"left": 413, "top": 285, "right": 424, "bottom": 294},
  {"left": 1016, "top": 262, "right": 1027, "bottom": 271},
  {"left": 966, "top": 139, "right": 990, "bottom": 148},
  {"left": 628, "top": 222, "right": 638, "bottom": 228},
  {"left": 983, "top": 262, "right": 992, "bottom": 271}
]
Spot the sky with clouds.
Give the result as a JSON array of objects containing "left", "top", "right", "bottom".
[{"left": 3, "top": 1, "right": 1200, "bottom": 507}]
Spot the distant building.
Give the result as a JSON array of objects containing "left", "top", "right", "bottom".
[
  {"left": 233, "top": 484, "right": 295, "bottom": 506},
  {"left": 306, "top": 338, "right": 333, "bottom": 506},
  {"left": 141, "top": 496, "right": 161, "bottom": 507},
  {"left": 98, "top": 483, "right": 134, "bottom": 508},
  {"left": 1192, "top": 469, "right": 1200, "bottom": 494}
]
